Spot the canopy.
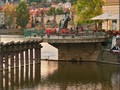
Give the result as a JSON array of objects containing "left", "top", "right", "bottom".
[
  {"left": 108, "top": 14, "right": 119, "bottom": 20},
  {"left": 91, "top": 13, "right": 112, "bottom": 20}
]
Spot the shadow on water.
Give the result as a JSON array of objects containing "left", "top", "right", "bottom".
[{"left": 0, "top": 61, "right": 120, "bottom": 90}]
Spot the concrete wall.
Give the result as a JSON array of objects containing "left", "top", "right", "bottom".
[
  {"left": 102, "top": 50, "right": 118, "bottom": 62},
  {"left": 52, "top": 43, "right": 102, "bottom": 61}
]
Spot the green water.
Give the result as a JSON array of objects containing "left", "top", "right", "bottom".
[{"left": 0, "top": 61, "right": 120, "bottom": 90}]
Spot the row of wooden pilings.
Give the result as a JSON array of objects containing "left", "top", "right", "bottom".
[{"left": 0, "top": 40, "right": 42, "bottom": 70}]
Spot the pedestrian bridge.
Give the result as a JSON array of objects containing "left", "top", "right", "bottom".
[
  {"left": 24, "top": 31, "right": 108, "bottom": 61},
  {"left": 24, "top": 31, "right": 107, "bottom": 43}
]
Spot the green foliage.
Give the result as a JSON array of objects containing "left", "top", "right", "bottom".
[
  {"left": 16, "top": 1, "right": 30, "bottom": 29},
  {"left": 30, "top": 2, "right": 37, "bottom": 6},
  {"left": 3, "top": 3, "right": 15, "bottom": 29},
  {"left": 46, "top": 7, "right": 64, "bottom": 16},
  {"left": 74, "top": 0, "right": 104, "bottom": 25},
  {"left": 56, "top": 8, "right": 64, "bottom": 15},
  {"left": 46, "top": 7, "right": 56, "bottom": 16}
]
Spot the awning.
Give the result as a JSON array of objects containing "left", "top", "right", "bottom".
[
  {"left": 108, "top": 14, "right": 119, "bottom": 20},
  {"left": 91, "top": 12, "right": 112, "bottom": 20}
]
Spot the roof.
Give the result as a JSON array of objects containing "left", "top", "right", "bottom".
[
  {"left": 108, "top": 14, "right": 119, "bottom": 20},
  {"left": 91, "top": 12, "right": 112, "bottom": 20}
]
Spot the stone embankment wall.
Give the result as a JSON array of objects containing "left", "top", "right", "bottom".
[
  {"left": 101, "top": 49, "right": 118, "bottom": 63},
  {"left": 52, "top": 43, "right": 102, "bottom": 61}
]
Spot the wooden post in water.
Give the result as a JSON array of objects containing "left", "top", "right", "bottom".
[
  {"left": 25, "top": 42, "right": 29, "bottom": 66},
  {"left": 20, "top": 42, "right": 24, "bottom": 67},
  {"left": 4, "top": 46, "right": 9, "bottom": 69},
  {"left": 35, "top": 45, "right": 38, "bottom": 64},
  {"left": 34, "top": 40, "right": 42, "bottom": 64},
  {"left": 16, "top": 42, "right": 21, "bottom": 68},
  {"left": 0, "top": 43, "right": 3, "bottom": 70},
  {"left": 30, "top": 43, "right": 33, "bottom": 65},
  {"left": 9, "top": 42, "right": 15, "bottom": 69},
  {"left": 15, "top": 46, "right": 19, "bottom": 68},
  {"left": 37, "top": 44, "right": 42, "bottom": 63}
]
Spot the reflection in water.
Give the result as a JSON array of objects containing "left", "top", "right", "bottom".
[
  {"left": 0, "top": 71, "right": 3, "bottom": 90},
  {"left": 11, "top": 68, "right": 14, "bottom": 89},
  {"left": 0, "top": 61, "right": 120, "bottom": 90}
]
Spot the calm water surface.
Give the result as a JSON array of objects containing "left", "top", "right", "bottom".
[{"left": 0, "top": 61, "right": 120, "bottom": 90}]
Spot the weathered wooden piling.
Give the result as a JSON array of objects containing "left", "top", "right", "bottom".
[
  {"left": 25, "top": 45, "right": 29, "bottom": 65},
  {"left": 20, "top": 42, "right": 24, "bottom": 66},
  {"left": 10, "top": 42, "right": 15, "bottom": 68},
  {"left": 15, "top": 42, "right": 20, "bottom": 68},
  {"left": 0, "top": 43, "right": 3, "bottom": 70},
  {"left": 0, "top": 40, "right": 42, "bottom": 70},
  {"left": 4, "top": 43, "right": 9, "bottom": 69},
  {"left": 0, "top": 40, "right": 42, "bottom": 89},
  {"left": 30, "top": 48, "right": 33, "bottom": 64},
  {"left": 34, "top": 40, "right": 42, "bottom": 64}
]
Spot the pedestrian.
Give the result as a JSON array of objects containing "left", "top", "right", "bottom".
[
  {"left": 70, "top": 27, "right": 73, "bottom": 34},
  {"left": 76, "top": 26, "right": 79, "bottom": 34}
]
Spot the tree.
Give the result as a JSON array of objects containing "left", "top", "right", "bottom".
[
  {"left": 16, "top": 1, "right": 30, "bottom": 30},
  {"left": 74, "top": 0, "right": 104, "bottom": 25},
  {"left": 3, "top": 3, "right": 16, "bottom": 29},
  {"left": 56, "top": 8, "right": 64, "bottom": 15},
  {"left": 46, "top": 7, "right": 56, "bottom": 16}
]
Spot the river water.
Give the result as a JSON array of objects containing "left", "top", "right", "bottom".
[{"left": 0, "top": 36, "right": 120, "bottom": 90}]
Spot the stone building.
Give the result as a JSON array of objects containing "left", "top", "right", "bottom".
[{"left": 102, "top": 0, "right": 120, "bottom": 30}]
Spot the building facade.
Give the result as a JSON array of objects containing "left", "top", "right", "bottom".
[{"left": 102, "top": 0, "right": 120, "bottom": 30}]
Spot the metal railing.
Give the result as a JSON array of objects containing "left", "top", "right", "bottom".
[{"left": 24, "top": 29, "right": 107, "bottom": 39}]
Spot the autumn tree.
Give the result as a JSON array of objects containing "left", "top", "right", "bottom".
[
  {"left": 16, "top": 1, "right": 30, "bottom": 30},
  {"left": 74, "top": 0, "right": 104, "bottom": 25},
  {"left": 3, "top": 3, "right": 16, "bottom": 29}
]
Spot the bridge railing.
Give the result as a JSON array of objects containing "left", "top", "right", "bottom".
[
  {"left": 24, "top": 29, "right": 108, "bottom": 39},
  {"left": 0, "top": 29, "right": 23, "bottom": 35},
  {"left": 24, "top": 29, "right": 45, "bottom": 37}
]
